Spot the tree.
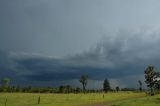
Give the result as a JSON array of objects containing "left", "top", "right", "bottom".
[
  {"left": 116, "top": 86, "right": 120, "bottom": 92},
  {"left": 144, "top": 66, "right": 157, "bottom": 95},
  {"left": 138, "top": 80, "right": 142, "bottom": 92},
  {"left": 154, "top": 72, "right": 160, "bottom": 90},
  {"left": 15, "top": 85, "right": 21, "bottom": 92},
  {"left": 155, "top": 80, "right": 160, "bottom": 90},
  {"left": 79, "top": 74, "right": 88, "bottom": 93},
  {"left": 1, "top": 77, "right": 11, "bottom": 92},
  {"left": 59, "top": 85, "right": 65, "bottom": 93},
  {"left": 66, "top": 85, "right": 72, "bottom": 93},
  {"left": 75, "top": 87, "right": 81, "bottom": 93},
  {"left": 103, "top": 78, "right": 110, "bottom": 92}
]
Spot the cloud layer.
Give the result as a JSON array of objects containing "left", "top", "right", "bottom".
[{"left": 1, "top": 30, "right": 160, "bottom": 88}]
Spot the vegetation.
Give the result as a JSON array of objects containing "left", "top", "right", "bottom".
[
  {"left": 138, "top": 80, "right": 142, "bottom": 92},
  {"left": 1, "top": 77, "right": 11, "bottom": 92},
  {"left": 103, "top": 78, "right": 111, "bottom": 92},
  {"left": 144, "top": 65, "right": 160, "bottom": 95},
  {"left": 1, "top": 66, "right": 160, "bottom": 94},
  {"left": 144, "top": 66, "right": 156, "bottom": 95},
  {"left": 79, "top": 74, "right": 88, "bottom": 93},
  {"left": 116, "top": 86, "right": 120, "bottom": 92}
]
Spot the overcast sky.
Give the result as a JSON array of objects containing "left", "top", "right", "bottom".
[{"left": 1, "top": 0, "right": 160, "bottom": 89}]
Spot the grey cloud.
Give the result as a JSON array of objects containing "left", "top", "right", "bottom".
[
  {"left": 1, "top": 30, "right": 160, "bottom": 87},
  {"left": 2, "top": 0, "right": 160, "bottom": 57}
]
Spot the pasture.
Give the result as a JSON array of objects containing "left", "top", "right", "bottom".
[
  {"left": 0, "top": 92, "right": 144, "bottom": 106},
  {"left": 115, "top": 94, "right": 160, "bottom": 106}
]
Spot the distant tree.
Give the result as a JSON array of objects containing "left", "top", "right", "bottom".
[
  {"left": 15, "top": 85, "right": 21, "bottom": 92},
  {"left": 10, "top": 86, "right": 16, "bottom": 92},
  {"left": 1, "top": 77, "right": 11, "bottom": 92},
  {"left": 121, "top": 88, "right": 136, "bottom": 91},
  {"left": 59, "top": 85, "right": 73, "bottom": 93},
  {"left": 66, "top": 85, "right": 72, "bottom": 93},
  {"left": 138, "top": 80, "right": 143, "bottom": 92},
  {"left": 75, "top": 87, "right": 81, "bottom": 93},
  {"left": 79, "top": 74, "right": 88, "bottom": 93},
  {"left": 144, "top": 66, "right": 157, "bottom": 95},
  {"left": 59, "top": 85, "right": 65, "bottom": 93},
  {"left": 116, "top": 86, "right": 120, "bottom": 92},
  {"left": 103, "top": 78, "right": 110, "bottom": 92}
]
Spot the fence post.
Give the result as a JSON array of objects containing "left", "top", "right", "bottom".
[
  {"left": 5, "top": 98, "right": 7, "bottom": 106},
  {"left": 38, "top": 96, "right": 40, "bottom": 104}
]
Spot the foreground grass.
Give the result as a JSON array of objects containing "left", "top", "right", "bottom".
[
  {"left": 114, "top": 94, "right": 160, "bottom": 106},
  {"left": 0, "top": 92, "right": 144, "bottom": 106}
]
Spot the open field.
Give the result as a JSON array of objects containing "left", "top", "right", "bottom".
[
  {"left": 0, "top": 92, "right": 144, "bottom": 106},
  {"left": 114, "top": 94, "right": 160, "bottom": 106}
]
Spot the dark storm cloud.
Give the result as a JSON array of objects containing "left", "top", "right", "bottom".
[
  {"left": 0, "top": 30, "right": 158, "bottom": 88},
  {"left": 0, "top": 50, "right": 19, "bottom": 86},
  {"left": 0, "top": 50, "right": 10, "bottom": 70}
]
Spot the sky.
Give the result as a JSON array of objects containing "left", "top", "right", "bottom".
[{"left": 1, "top": 0, "right": 160, "bottom": 89}]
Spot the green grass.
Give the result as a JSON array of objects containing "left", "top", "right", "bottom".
[
  {"left": 114, "top": 94, "right": 160, "bottom": 106},
  {"left": 0, "top": 92, "right": 144, "bottom": 106}
]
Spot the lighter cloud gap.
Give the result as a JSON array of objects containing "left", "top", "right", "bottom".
[{"left": 9, "top": 51, "right": 61, "bottom": 59}]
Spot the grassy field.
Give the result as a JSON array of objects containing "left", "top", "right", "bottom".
[
  {"left": 113, "top": 94, "right": 160, "bottom": 106},
  {"left": 0, "top": 92, "right": 144, "bottom": 106}
]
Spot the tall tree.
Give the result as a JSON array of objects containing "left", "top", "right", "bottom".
[
  {"left": 79, "top": 74, "right": 88, "bottom": 93},
  {"left": 138, "top": 80, "right": 142, "bottom": 92},
  {"left": 144, "top": 66, "right": 157, "bottom": 95},
  {"left": 103, "top": 78, "right": 110, "bottom": 92}
]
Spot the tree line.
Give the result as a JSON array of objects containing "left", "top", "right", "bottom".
[
  {"left": 0, "top": 75, "right": 137, "bottom": 93},
  {"left": 1, "top": 65, "right": 160, "bottom": 94},
  {"left": 0, "top": 77, "right": 115, "bottom": 93},
  {"left": 0, "top": 75, "right": 120, "bottom": 93}
]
